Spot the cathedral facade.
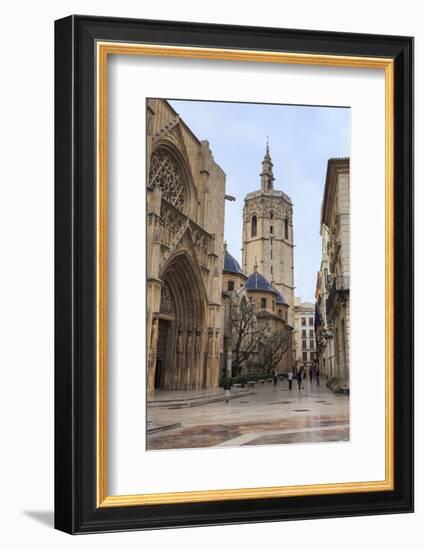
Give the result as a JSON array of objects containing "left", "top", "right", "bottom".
[
  {"left": 146, "top": 99, "right": 226, "bottom": 394},
  {"left": 146, "top": 100, "right": 294, "bottom": 394}
]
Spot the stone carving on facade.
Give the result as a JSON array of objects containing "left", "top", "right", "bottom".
[
  {"left": 215, "top": 330, "right": 220, "bottom": 358},
  {"left": 150, "top": 316, "right": 159, "bottom": 351},
  {"left": 191, "top": 228, "right": 208, "bottom": 255},
  {"left": 207, "top": 330, "right": 214, "bottom": 354},
  {"left": 152, "top": 116, "right": 180, "bottom": 144},
  {"left": 160, "top": 201, "right": 185, "bottom": 231},
  {"left": 160, "top": 282, "right": 176, "bottom": 315},
  {"left": 195, "top": 329, "right": 201, "bottom": 353},
  {"left": 170, "top": 219, "right": 190, "bottom": 251},
  {"left": 159, "top": 201, "right": 212, "bottom": 271},
  {"left": 152, "top": 229, "right": 160, "bottom": 244},
  {"left": 164, "top": 126, "right": 185, "bottom": 154},
  {"left": 186, "top": 330, "right": 193, "bottom": 353},
  {"left": 177, "top": 328, "right": 184, "bottom": 353},
  {"left": 149, "top": 149, "right": 185, "bottom": 211}
]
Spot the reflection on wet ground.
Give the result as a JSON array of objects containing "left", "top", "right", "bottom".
[
  {"left": 243, "top": 427, "right": 349, "bottom": 446},
  {"left": 147, "top": 379, "right": 349, "bottom": 451}
]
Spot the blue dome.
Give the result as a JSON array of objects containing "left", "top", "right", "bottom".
[
  {"left": 223, "top": 249, "right": 243, "bottom": 275},
  {"left": 245, "top": 271, "right": 276, "bottom": 293},
  {"left": 273, "top": 289, "right": 287, "bottom": 305}
]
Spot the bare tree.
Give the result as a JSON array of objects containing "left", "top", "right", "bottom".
[
  {"left": 229, "top": 294, "right": 264, "bottom": 375},
  {"left": 259, "top": 329, "right": 292, "bottom": 375}
]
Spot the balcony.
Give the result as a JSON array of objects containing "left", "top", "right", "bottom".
[{"left": 326, "top": 276, "right": 349, "bottom": 317}]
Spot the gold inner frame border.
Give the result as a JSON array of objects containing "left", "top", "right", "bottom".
[{"left": 96, "top": 41, "right": 394, "bottom": 508}]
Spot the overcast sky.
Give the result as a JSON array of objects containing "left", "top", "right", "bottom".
[{"left": 169, "top": 99, "right": 350, "bottom": 302}]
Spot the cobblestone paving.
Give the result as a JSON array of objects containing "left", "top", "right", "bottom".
[{"left": 147, "top": 379, "right": 349, "bottom": 451}]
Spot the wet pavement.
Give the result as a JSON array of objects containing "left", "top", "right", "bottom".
[{"left": 147, "top": 379, "right": 349, "bottom": 451}]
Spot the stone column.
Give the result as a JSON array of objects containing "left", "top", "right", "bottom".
[
  {"left": 175, "top": 327, "right": 185, "bottom": 389},
  {"left": 162, "top": 321, "right": 175, "bottom": 390},
  {"left": 214, "top": 329, "right": 220, "bottom": 387},
  {"left": 147, "top": 315, "right": 159, "bottom": 394},
  {"left": 184, "top": 329, "right": 194, "bottom": 389},
  {"left": 146, "top": 180, "right": 163, "bottom": 395},
  {"left": 146, "top": 279, "right": 162, "bottom": 396},
  {"left": 205, "top": 328, "right": 215, "bottom": 388},
  {"left": 194, "top": 329, "right": 202, "bottom": 389}
]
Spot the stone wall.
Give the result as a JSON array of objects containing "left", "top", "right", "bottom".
[{"left": 146, "top": 99, "right": 226, "bottom": 393}]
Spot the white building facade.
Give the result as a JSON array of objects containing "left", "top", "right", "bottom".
[
  {"left": 315, "top": 158, "right": 350, "bottom": 387},
  {"left": 293, "top": 298, "right": 316, "bottom": 373}
]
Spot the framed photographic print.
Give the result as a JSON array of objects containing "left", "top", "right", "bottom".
[{"left": 54, "top": 15, "right": 414, "bottom": 534}]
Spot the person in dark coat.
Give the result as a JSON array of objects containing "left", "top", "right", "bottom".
[
  {"left": 296, "top": 370, "right": 303, "bottom": 391},
  {"left": 287, "top": 370, "right": 293, "bottom": 390},
  {"left": 223, "top": 376, "right": 232, "bottom": 403}
]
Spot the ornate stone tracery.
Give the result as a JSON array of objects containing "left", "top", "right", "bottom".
[
  {"left": 149, "top": 149, "right": 185, "bottom": 211},
  {"left": 146, "top": 99, "right": 226, "bottom": 393},
  {"left": 160, "top": 282, "right": 176, "bottom": 315},
  {"left": 158, "top": 200, "right": 212, "bottom": 270}
]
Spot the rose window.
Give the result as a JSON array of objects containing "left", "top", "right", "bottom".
[{"left": 149, "top": 149, "right": 185, "bottom": 210}]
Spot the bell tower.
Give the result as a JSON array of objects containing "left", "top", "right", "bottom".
[{"left": 242, "top": 141, "right": 295, "bottom": 326}]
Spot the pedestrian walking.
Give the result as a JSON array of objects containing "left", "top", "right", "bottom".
[
  {"left": 309, "top": 367, "right": 314, "bottom": 383},
  {"left": 316, "top": 368, "right": 320, "bottom": 386},
  {"left": 296, "top": 370, "right": 303, "bottom": 391},
  {"left": 288, "top": 370, "right": 293, "bottom": 390},
  {"left": 273, "top": 370, "right": 278, "bottom": 386},
  {"left": 223, "top": 376, "right": 232, "bottom": 403}
]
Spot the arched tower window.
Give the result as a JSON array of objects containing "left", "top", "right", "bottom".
[
  {"left": 270, "top": 212, "right": 274, "bottom": 220},
  {"left": 251, "top": 215, "right": 257, "bottom": 237},
  {"left": 284, "top": 217, "right": 289, "bottom": 240},
  {"left": 149, "top": 148, "right": 186, "bottom": 211}
]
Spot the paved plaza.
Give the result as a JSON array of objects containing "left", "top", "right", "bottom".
[{"left": 147, "top": 379, "right": 349, "bottom": 450}]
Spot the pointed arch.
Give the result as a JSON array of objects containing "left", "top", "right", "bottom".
[
  {"left": 160, "top": 248, "right": 208, "bottom": 327},
  {"left": 156, "top": 249, "right": 208, "bottom": 389},
  {"left": 251, "top": 214, "right": 257, "bottom": 237}
]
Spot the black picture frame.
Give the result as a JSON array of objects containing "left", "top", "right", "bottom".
[{"left": 55, "top": 15, "right": 414, "bottom": 534}]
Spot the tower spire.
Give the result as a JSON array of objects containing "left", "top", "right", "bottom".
[{"left": 260, "top": 138, "right": 274, "bottom": 191}]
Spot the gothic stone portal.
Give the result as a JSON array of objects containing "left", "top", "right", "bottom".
[
  {"left": 155, "top": 254, "right": 208, "bottom": 390},
  {"left": 146, "top": 99, "right": 226, "bottom": 395},
  {"left": 147, "top": 248, "right": 221, "bottom": 393}
]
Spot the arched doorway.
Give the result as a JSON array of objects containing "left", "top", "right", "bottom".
[{"left": 155, "top": 251, "right": 207, "bottom": 390}]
